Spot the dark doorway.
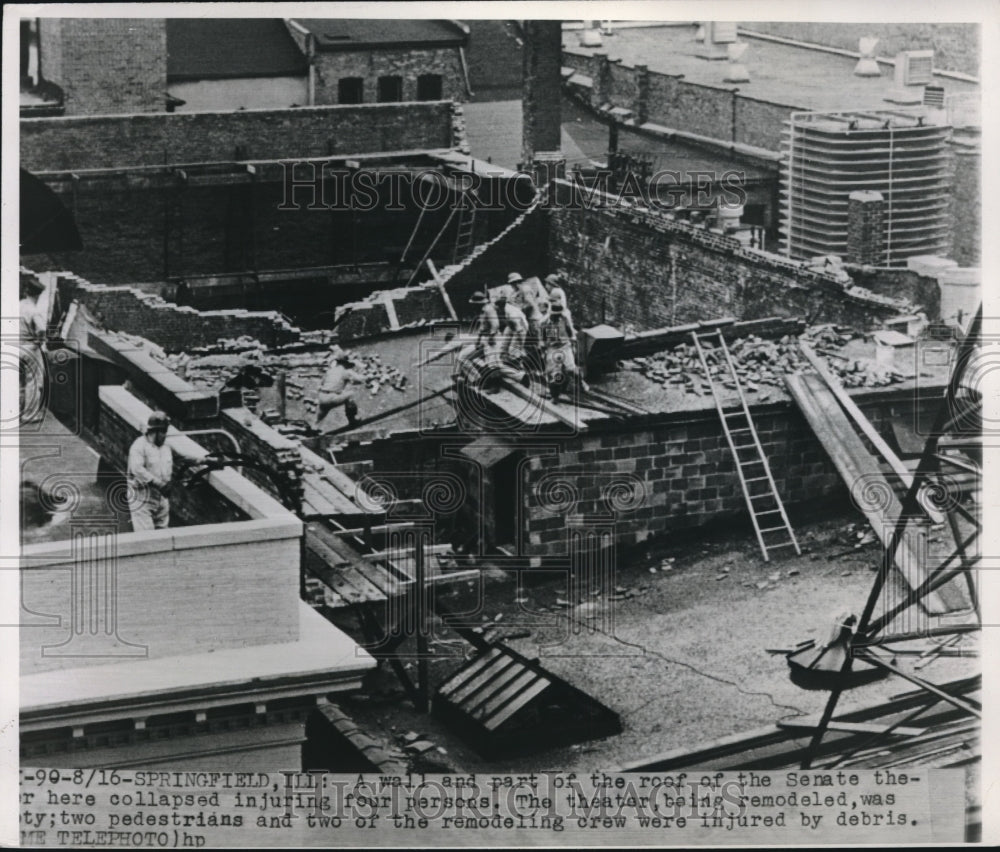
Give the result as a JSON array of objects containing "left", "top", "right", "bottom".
[
  {"left": 491, "top": 453, "right": 521, "bottom": 550},
  {"left": 417, "top": 74, "right": 443, "bottom": 101}
]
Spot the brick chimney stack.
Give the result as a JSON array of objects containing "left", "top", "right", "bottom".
[{"left": 521, "top": 20, "right": 564, "bottom": 181}]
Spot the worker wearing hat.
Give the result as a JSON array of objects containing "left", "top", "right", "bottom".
[
  {"left": 469, "top": 290, "right": 499, "bottom": 348},
  {"left": 317, "top": 346, "right": 364, "bottom": 430},
  {"left": 494, "top": 284, "right": 528, "bottom": 365},
  {"left": 127, "top": 412, "right": 174, "bottom": 530}
]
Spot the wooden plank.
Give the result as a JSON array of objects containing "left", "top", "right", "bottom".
[
  {"left": 799, "top": 343, "right": 944, "bottom": 523},
  {"left": 302, "top": 481, "right": 343, "bottom": 517},
  {"left": 448, "top": 656, "right": 519, "bottom": 705},
  {"left": 502, "top": 378, "right": 591, "bottom": 430},
  {"left": 785, "top": 373, "right": 960, "bottom": 614},
  {"left": 483, "top": 675, "right": 551, "bottom": 730},
  {"left": 438, "top": 649, "right": 505, "bottom": 698},
  {"left": 305, "top": 524, "right": 386, "bottom": 603},
  {"left": 777, "top": 719, "right": 927, "bottom": 737},
  {"left": 464, "top": 662, "right": 534, "bottom": 715},
  {"left": 427, "top": 259, "right": 458, "bottom": 321},
  {"left": 473, "top": 669, "right": 540, "bottom": 721}
]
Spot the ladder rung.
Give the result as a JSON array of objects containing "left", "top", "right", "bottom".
[
  {"left": 729, "top": 427, "right": 752, "bottom": 433},
  {"left": 739, "top": 459, "right": 764, "bottom": 466},
  {"left": 745, "top": 476, "right": 769, "bottom": 482},
  {"left": 755, "top": 509, "right": 783, "bottom": 516},
  {"left": 749, "top": 492, "right": 775, "bottom": 500},
  {"left": 766, "top": 541, "right": 799, "bottom": 550},
  {"left": 759, "top": 526, "right": 789, "bottom": 534},
  {"left": 733, "top": 443, "right": 758, "bottom": 450}
]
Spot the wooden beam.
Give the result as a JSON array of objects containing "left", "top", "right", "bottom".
[
  {"left": 777, "top": 719, "right": 926, "bottom": 737},
  {"left": 799, "top": 342, "right": 944, "bottom": 524}
]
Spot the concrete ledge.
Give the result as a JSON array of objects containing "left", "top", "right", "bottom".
[{"left": 21, "top": 517, "right": 301, "bottom": 566}]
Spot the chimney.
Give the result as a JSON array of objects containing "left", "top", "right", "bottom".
[
  {"left": 847, "top": 190, "right": 886, "bottom": 265},
  {"left": 522, "top": 20, "right": 564, "bottom": 178}
]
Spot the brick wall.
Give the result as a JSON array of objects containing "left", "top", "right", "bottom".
[
  {"left": 21, "top": 102, "right": 455, "bottom": 172},
  {"left": 519, "top": 391, "right": 937, "bottom": 558},
  {"left": 843, "top": 265, "right": 941, "bottom": 319},
  {"left": 563, "top": 49, "right": 804, "bottom": 151},
  {"left": 312, "top": 47, "right": 466, "bottom": 105},
  {"left": 546, "top": 182, "right": 910, "bottom": 332},
  {"left": 38, "top": 18, "right": 167, "bottom": 116},
  {"left": 56, "top": 273, "right": 301, "bottom": 351},
  {"left": 219, "top": 408, "right": 305, "bottom": 511},
  {"left": 949, "top": 138, "right": 981, "bottom": 267}
]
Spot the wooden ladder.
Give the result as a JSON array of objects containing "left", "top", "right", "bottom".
[
  {"left": 691, "top": 329, "right": 801, "bottom": 561},
  {"left": 452, "top": 196, "right": 477, "bottom": 265}
]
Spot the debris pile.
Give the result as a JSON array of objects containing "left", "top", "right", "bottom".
[
  {"left": 159, "top": 340, "right": 409, "bottom": 399},
  {"left": 623, "top": 325, "right": 908, "bottom": 395}
]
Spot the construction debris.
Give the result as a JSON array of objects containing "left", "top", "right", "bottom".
[{"left": 621, "top": 325, "right": 907, "bottom": 394}]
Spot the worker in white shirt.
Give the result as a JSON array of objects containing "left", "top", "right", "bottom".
[
  {"left": 495, "top": 291, "right": 528, "bottom": 365},
  {"left": 127, "top": 412, "right": 174, "bottom": 531},
  {"left": 541, "top": 301, "right": 580, "bottom": 400},
  {"left": 469, "top": 290, "right": 499, "bottom": 348},
  {"left": 19, "top": 272, "right": 47, "bottom": 422},
  {"left": 317, "top": 346, "right": 365, "bottom": 429}
]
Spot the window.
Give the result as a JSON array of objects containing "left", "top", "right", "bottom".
[
  {"left": 416, "top": 74, "right": 443, "bottom": 101},
  {"left": 377, "top": 75, "right": 403, "bottom": 103},
  {"left": 338, "top": 77, "right": 364, "bottom": 105}
]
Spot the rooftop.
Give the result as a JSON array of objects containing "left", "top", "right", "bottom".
[
  {"left": 564, "top": 24, "right": 979, "bottom": 113},
  {"left": 166, "top": 19, "right": 309, "bottom": 81},
  {"left": 292, "top": 19, "right": 467, "bottom": 51}
]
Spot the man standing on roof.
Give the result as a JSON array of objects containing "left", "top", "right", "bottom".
[
  {"left": 317, "top": 346, "right": 364, "bottom": 430},
  {"left": 127, "top": 412, "right": 174, "bottom": 531},
  {"left": 469, "top": 290, "right": 499, "bottom": 349},
  {"left": 495, "top": 288, "right": 528, "bottom": 366}
]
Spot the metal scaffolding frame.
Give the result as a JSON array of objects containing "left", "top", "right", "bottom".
[{"left": 797, "top": 306, "right": 982, "bottom": 768}]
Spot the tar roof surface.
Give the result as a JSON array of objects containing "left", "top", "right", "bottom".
[
  {"left": 166, "top": 19, "right": 309, "bottom": 81},
  {"left": 564, "top": 24, "right": 979, "bottom": 113},
  {"left": 293, "top": 19, "right": 466, "bottom": 51}
]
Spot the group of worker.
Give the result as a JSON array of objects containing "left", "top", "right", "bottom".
[{"left": 457, "top": 270, "right": 582, "bottom": 400}]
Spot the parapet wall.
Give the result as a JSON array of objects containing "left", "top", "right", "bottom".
[
  {"left": 563, "top": 48, "right": 804, "bottom": 151},
  {"left": 56, "top": 272, "right": 301, "bottom": 352},
  {"left": 21, "top": 102, "right": 457, "bottom": 172},
  {"left": 20, "top": 386, "right": 302, "bottom": 676}
]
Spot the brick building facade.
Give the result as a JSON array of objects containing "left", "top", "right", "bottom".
[{"left": 288, "top": 19, "right": 469, "bottom": 105}]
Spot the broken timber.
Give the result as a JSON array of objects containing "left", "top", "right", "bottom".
[{"left": 784, "top": 371, "right": 964, "bottom": 614}]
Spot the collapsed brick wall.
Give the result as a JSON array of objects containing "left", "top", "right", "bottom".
[
  {"left": 546, "top": 183, "right": 911, "bottom": 331},
  {"left": 57, "top": 273, "right": 301, "bottom": 352},
  {"left": 21, "top": 102, "right": 456, "bottom": 172},
  {"left": 565, "top": 49, "right": 804, "bottom": 151},
  {"left": 520, "top": 391, "right": 938, "bottom": 558}
]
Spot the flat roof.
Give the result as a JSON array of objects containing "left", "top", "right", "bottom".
[
  {"left": 167, "top": 19, "right": 309, "bottom": 81},
  {"left": 564, "top": 25, "right": 979, "bottom": 113},
  {"left": 293, "top": 19, "right": 467, "bottom": 51}
]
